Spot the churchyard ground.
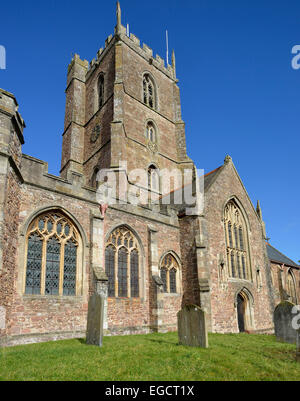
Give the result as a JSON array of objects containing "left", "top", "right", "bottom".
[{"left": 1, "top": 332, "right": 300, "bottom": 381}]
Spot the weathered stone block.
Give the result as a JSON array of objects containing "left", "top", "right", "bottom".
[
  {"left": 177, "top": 305, "right": 208, "bottom": 348},
  {"left": 274, "top": 301, "right": 298, "bottom": 344}
]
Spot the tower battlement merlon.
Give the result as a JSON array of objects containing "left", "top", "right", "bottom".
[{"left": 0, "top": 88, "right": 25, "bottom": 146}]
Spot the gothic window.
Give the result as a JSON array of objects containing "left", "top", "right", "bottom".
[
  {"left": 148, "top": 165, "right": 160, "bottom": 193},
  {"left": 159, "top": 253, "right": 180, "bottom": 293},
  {"left": 105, "top": 226, "right": 140, "bottom": 298},
  {"left": 98, "top": 74, "right": 104, "bottom": 109},
  {"left": 91, "top": 167, "right": 99, "bottom": 189},
  {"left": 146, "top": 122, "right": 156, "bottom": 143},
  {"left": 143, "top": 74, "right": 156, "bottom": 109},
  {"left": 25, "top": 211, "right": 80, "bottom": 296},
  {"left": 287, "top": 271, "right": 297, "bottom": 304},
  {"left": 224, "top": 200, "right": 251, "bottom": 280}
]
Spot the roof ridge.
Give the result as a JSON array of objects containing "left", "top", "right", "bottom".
[{"left": 267, "top": 243, "right": 299, "bottom": 267}]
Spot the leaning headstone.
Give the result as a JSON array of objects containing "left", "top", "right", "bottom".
[
  {"left": 86, "top": 293, "right": 105, "bottom": 347},
  {"left": 177, "top": 304, "right": 208, "bottom": 348},
  {"left": 274, "top": 301, "right": 298, "bottom": 344}
]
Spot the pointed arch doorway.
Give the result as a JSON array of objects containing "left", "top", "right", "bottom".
[
  {"left": 236, "top": 289, "right": 254, "bottom": 333},
  {"left": 237, "top": 294, "right": 246, "bottom": 332}
]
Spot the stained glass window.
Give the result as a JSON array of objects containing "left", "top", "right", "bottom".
[{"left": 25, "top": 233, "right": 43, "bottom": 295}]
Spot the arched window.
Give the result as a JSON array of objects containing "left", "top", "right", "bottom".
[
  {"left": 105, "top": 226, "right": 140, "bottom": 298},
  {"left": 159, "top": 253, "right": 180, "bottom": 293},
  {"left": 287, "top": 270, "right": 297, "bottom": 304},
  {"left": 98, "top": 74, "right": 104, "bottom": 109},
  {"left": 148, "top": 165, "right": 160, "bottom": 193},
  {"left": 224, "top": 200, "right": 251, "bottom": 280},
  {"left": 143, "top": 74, "right": 156, "bottom": 109},
  {"left": 91, "top": 167, "right": 99, "bottom": 189},
  {"left": 25, "top": 211, "right": 80, "bottom": 296},
  {"left": 146, "top": 122, "right": 156, "bottom": 143}
]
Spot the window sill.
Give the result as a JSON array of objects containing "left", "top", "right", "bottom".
[
  {"left": 161, "top": 293, "right": 181, "bottom": 297},
  {"left": 228, "top": 278, "right": 253, "bottom": 285},
  {"left": 22, "top": 294, "right": 84, "bottom": 300}
]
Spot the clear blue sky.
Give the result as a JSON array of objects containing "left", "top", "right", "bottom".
[{"left": 0, "top": 0, "right": 299, "bottom": 262}]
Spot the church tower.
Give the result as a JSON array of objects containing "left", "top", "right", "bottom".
[{"left": 61, "top": 2, "right": 193, "bottom": 198}]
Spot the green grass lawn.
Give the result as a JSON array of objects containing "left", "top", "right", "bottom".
[{"left": 0, "top": 332, "right": 299, "bottom": 381}]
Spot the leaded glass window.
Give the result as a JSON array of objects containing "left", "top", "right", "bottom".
[
  {"left": 118, "top": 247, "right": 128, "bottom": 297},
  {"left": 105, "top": 226, "right": 140, "bottom": 298},
  {"left": 105, "top": 246, "right": 115, "bottom": 297},
  {"left": 25, "top": 233, "right": 43, "bottom": 295},
  {"left": 63, "top": 240, "right": 77, "bottom": 296},
  {"left": 45, "top": 237, "right": 60, "bottom": 295},
  {"left": 159, "top": 253, "right": 180, "bottom": 293},
  {"left": 169, "top": 268, "right": 177, "bottom": 293},
  {"left": 24, "top": 211, "right": 80, "bottom": 296},
  {"left": 143, "top": 74, "right": 156, "bottom": 109},
  {"left": 224, "top": 200, "right": 251, "bottom": 280},
  {"left": 130, "top": 250, "right": 139, "bottom": 298},
  {"left": 161, "top": 268, "right": 168, "bottom": 292}
]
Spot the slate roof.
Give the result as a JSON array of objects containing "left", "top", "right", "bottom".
[{"left": 267, "top": 243, "right": 299, "bottom": 268}]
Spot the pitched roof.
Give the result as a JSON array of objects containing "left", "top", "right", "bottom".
[
  {"left": 204, "top": 166, "right": 223, "bottom": 192},
  {"left": 267, "top": 243, "right": 299, "bottom": 268}
]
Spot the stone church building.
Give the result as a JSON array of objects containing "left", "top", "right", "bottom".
[{"left": 0, "top": 4, "right": 299, "bottom": 346}]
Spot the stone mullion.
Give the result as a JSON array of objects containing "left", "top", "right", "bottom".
[
  {"left": 58, "top": 239, "right": 65, "bottom": 296},
  {"left": 115, "top": 248, "right": 118, "bottom": 297},
  {"left": 166, "top": 268, "right": 170, "bottom": 293},
  {"left": 127, "top": 250, "right": 131, "bottom": 298},
  {"left": 40, "top": 237, "right": 47, "bottom": 295}
]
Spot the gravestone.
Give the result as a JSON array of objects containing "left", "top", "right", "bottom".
[
  {"left": 297, "top": 330, "right": 300, "bottom": 362},
  {"left": 274, "top": 301, "right": 298, "bottom": 344},
  {"left": 177, "top": 304, "right": 208, "bottom": 348},
  {"left": 86, "top": 293, "right": 105, "bottom": 347},
  {"left": 0, "top": 306, "right": 6, "bottom": 330}
]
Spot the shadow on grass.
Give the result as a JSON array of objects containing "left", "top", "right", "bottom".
[{"left": 146, "top": 339, "right": 179, "bottom": 346}]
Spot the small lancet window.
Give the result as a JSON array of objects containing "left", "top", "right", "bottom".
[
  {"left": 148, "top": 165, "right": 160, "bottom": 193},
  {"left": 147, "top": 122, "right": 156, "bottom": 143},
  {"left": 98, "top": 74, "right": 104, "bottom": 109}
]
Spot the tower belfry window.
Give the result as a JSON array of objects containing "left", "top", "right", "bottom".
[{"left": 143, "top": 74, "right": 156, "bottom": 109}]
